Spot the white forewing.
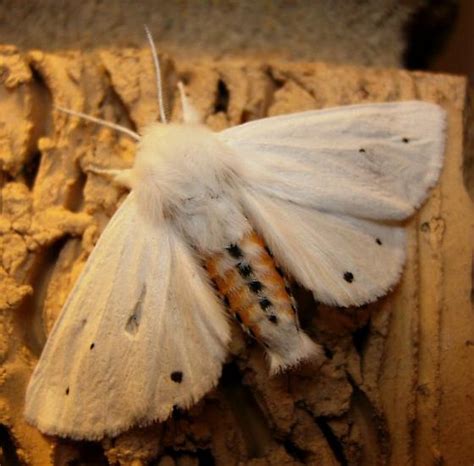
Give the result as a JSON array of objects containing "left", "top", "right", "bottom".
[
  {"left": 220, "top": 101, "right": 445, "bottom": 220},
  {"left": 25, "top": 193, "right": 230, "bottom": 440},
  {"left": 220, "top": 101, "right": 445, "bottom": 306}
]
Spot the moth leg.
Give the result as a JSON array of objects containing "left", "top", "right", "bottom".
[
  {"left": 86, "top": 166, "right": 134, "bottom": 189},
  {"left": 178, "top": 81, "right": 202, "bottom": 124}
]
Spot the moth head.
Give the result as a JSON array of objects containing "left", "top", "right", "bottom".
[{"left": 134, "top": 123, "right": 230, "bottom": 181}]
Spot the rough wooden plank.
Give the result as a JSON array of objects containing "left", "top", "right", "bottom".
[{"left": 0, "top": 47, "right": 471, "bottom": 466}]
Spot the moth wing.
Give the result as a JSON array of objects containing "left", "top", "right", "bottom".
[
  {"left": 220, "top": 101, "right": 445, "bottom": 221},
  {"left": 241, "top": 190, "right": 406, "bottom": 307},
  {"left": 219, "top": 101, "right": 446, "bottom": 306},
  {"left": 25, "top": 193, "right": 230, "bottom": 440}
]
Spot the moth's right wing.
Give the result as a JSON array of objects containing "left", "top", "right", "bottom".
[
  {"left": 219, "top": 101, "right": 446, "bottom": 307},
  {"left": 25, "top": 193, "right": 230, "bottom": 440},
  {"left": 220, "top": 101, "right": 445, "bottom": 221}
]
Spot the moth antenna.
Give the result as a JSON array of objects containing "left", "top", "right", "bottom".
[
  {"left": 56, "top": 106, "right": 141, "bottom": 141},
  {"left": 177, "top": 81, "right": 202, "bottom": 124},
  {"left": 144, "top": 25, "right": 167, "bottom": 124}
]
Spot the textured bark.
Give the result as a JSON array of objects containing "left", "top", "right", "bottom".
[{"left": 0, "top": 47, "right": 472, "bottom": 466}]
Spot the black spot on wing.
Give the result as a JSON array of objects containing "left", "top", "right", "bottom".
[
  {"left": 376, "top": 238, "right": 382, "bottom": 245},
  {"left": 402, "top": 137, "right": 410, "bottom": 143},
  {"left": 343, "top": 272, "right": 354, "bottom": 283},
  {"left": 65, "top": 387, "right": 70, "bottom": 395},
  {"left": 170, "top": 371, "right": 183, "bottom": 383},
  {"left": 359, "top": 148, "right": 366, "bottom": 153},
  {"left": 89, "top": 343, "right": 95, "bottom": 350},
  {"left": 125, "top": 285, "right": 146, "bottom": 336},
  {"left": 126, "top": 314, "right": 140, "bottom": 335}
]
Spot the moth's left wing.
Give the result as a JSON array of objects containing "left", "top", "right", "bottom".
[
  {"left": 219, "top": 101, "right": 446, "bottom": 307},
  {"left": 25, "top": 193, "right": 230, "bottom": 439}
]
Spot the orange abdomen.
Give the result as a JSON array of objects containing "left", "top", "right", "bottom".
[{"left": 205, "top": 231, "right": 319, "bottom": 373}]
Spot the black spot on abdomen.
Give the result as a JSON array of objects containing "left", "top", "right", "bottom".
[
  {"left": 249, "top": 281, "right": 263, "bottom": 293},
  {"left": 238, "top": 263, "right": 253, "bottom": 278},
  {"left": 268, "top": 315, "right": 278, "bottom": 324},
  {"left": 259, "top": 298, "right": 272, "bottom": 310},
  {"left": 227, "top": 244, "right": 243, "bottom": 259}
]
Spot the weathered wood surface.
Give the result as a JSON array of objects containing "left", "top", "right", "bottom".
[{"left": 0, "top": 47, "right": 472, "bottom": 466}]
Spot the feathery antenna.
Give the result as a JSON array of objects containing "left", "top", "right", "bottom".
[{"left": 144, "top": 25, "right": 167, "bottom": 124}]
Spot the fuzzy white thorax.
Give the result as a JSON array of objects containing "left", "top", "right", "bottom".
[{"left": 132, "top": 122, "right": 250, "bottom": 253}]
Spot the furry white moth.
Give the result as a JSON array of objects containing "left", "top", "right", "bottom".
[{"left": 24, "top": 32, "right": 446, "bottom": 440}]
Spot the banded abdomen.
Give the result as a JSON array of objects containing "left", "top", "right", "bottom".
[{"left": 206, "top": 231, "right": 319, "bottom": 374}]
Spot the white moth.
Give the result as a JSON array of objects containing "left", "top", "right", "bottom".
[{"left": 24, "top": 31, "right": 446, "bottom": 440}]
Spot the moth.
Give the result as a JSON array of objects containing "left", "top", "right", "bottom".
[{"left": 24, "top": 30, "right": 446, "bottom": 440}]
